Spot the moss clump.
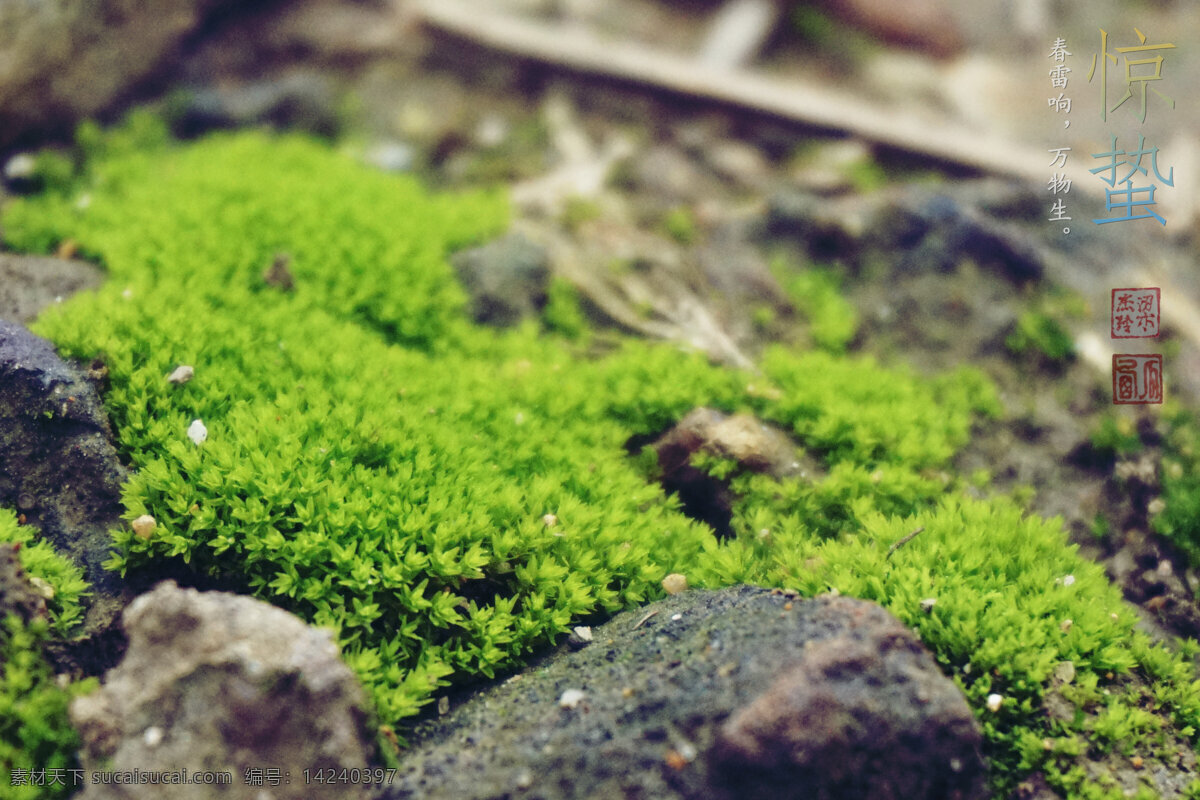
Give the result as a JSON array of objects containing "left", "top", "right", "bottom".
[
  {"left": 1006, "top": 290, "right": 1086, "bottom": 365},
  {"left": 4, "top": 115, "right": 1198, "bottom": 798},
  {"left": 1153, "top": 405, "right": 1200, "bottom": 566},
  {"left": 0, "top": 509, "right": 95, "bottom": 799},
  {"left": 770, "top": 258, "right": 859, "bottom": 353}
]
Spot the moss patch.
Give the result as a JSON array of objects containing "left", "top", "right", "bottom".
[
  {"left": 0, "top": 509, "right": 95, "bottom": 799},
  {"left": 3, "top": 115, "right": 1199, "bottom": 797}
]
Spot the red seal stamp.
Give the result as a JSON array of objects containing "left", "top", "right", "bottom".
[
  {"left": 1112, "top": 353, "right": 1163, "bottom": 404},
  {"left": 1111, "top": 287, "right": 1160, "bottom": 338}
]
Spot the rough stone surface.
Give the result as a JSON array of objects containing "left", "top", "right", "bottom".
[
  {"left": 0, "top": 540, "right": 48, "bottom": 625},
  {"left": 70, "top": 580, "right": 378, "bottom": 800},
  {"left": 0, "top": 319, "right": 129, "bottom": 634},
  {"left": 451, "top": 233, "right": 550, "bottom": 326},
  {"left": 711, "top": 602, "right": 985, "bottom": 800},
  {"left": 383, "top": 586, "right": 985, "bottom": 800},
  {"left": 649, "top": 407, "right": 822, "bottom": 536},
  {"left": 0, "top": 253, "right": 105, "bottom": 324},
  {"left": 0, "top": 0, "right": 238, "bottom": 151}
]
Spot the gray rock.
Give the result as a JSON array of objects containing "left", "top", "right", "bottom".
[
  {"left": 0, "top": 253, "right": 105, "bottom": 324},
  {"left": 0, "top": 0, "right": 238, "bottom": 150},
  {"left": 70, "top": 580, "right": 378, "bottom": 800},
  {"left": 451, "top": 233, "right": 550, "bottom": 326},
  {"left": 383, "top": 586, "right": 984, "bottom": 800},
  {"left": 0, "top": 320, "right": 129, "bottom": 634}
]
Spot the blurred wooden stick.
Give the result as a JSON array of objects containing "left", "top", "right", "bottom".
[{"left": 411, "top": 0, "right": 1100, "bottom": 193}]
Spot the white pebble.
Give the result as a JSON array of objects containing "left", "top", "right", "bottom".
[
  {"left": 542, "top": 513, "right": 558, "bottom": 527},
  {"left": 558, "top": 689, "right": 585, "bottom": 709},
  {"left": 661, "top": 573, "right": 688, "bottom": 595},
  {"left": 1062, "top": 575, "right": 1075, "bottom": 587},
  {"left": 187, "top": 419, "right": 207, "bottom": 445},
  {"left": 167, "top": 365, "right": 195, "bottom": 385},
  {"left": 143, "top": 726, "right": 164, "bottom": 748},
  {"left": 29, "top": 576, "right": 55, "bottom": 600},
  {"left": 132, "top": 514, "right": 157, "bottom": 540},
  {"left": 986, "top": 694, "right": 1003, "bottom": 712}
]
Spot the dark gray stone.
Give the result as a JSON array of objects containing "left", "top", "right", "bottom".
[
  {"left": 0, "top": 319, "right": 130, "bottom": 635},
  {"left": 383, "top": 586, "right": 985, "bottom": 800},
  {"left": 451, "top": 233, "right": 550, "bottom": 326}
]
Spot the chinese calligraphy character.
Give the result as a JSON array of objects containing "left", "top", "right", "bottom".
[
  {"left": 1048, "top": 93, "right": 1072, "bottom": 112},
  {"left": 1048, "top": 173, "right": 1072, "bottom": 194},
  {"left": 1048, "top": 146, "right": 1071, "bottom": 168},
  {"left": 1049, "top": 38, "right": 1071, "bottom": 62},
  {"left": 1090, "top": 134, "right": 1173, "bottom": 225},
  {"left": 1088, "top": 28, "right": 1176, "bottom": 122}
]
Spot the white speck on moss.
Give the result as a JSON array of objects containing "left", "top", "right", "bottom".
[
  {"left": 986, "top": 694, "right": 1003, "bottom": 712},
  {"left": 1062, "top": 574, "right": 1075, "bottom": 587},
  {"left": 662, "top": 573, "right": 688, "bottom": 595},
  {"left": 558, "top": 689, "right": 585, "bottom": 709},
  {"left": 167, "top": 365, "right": 195, "bottom": 385},
  {"left": 132, "top": 514, "right": 157, "bottom": 540},
  {"left": 187, "top": 419, "right": 207, "bottom": 445}
]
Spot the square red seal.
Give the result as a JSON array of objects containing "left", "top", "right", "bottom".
[
  {"left": 1112, "top": 287, "right": 1160, "bottom": 338},
  {"left": 1113, "top": 353, "right": 1163, "bottom": 404}
]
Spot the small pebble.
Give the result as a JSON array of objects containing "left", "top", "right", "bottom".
[
  {"left": 662, "top": 573, "right": 688, "bottom": 595},
  {"left": 187, "top": 419, "right": 208, "bottom": 445},
  {"left": 1061, "top": 574, "right": 1075, "bottom": 587},
  {"left": 28, "top": 576, "right": 55, "bottom": 600},
  {"left": 986, "top": 694, "right": 1003, "bottom": 712},
  {"left": 143, "top": 726, "right": 164, "bottom": 748},
  {"left": 558, "top": 689, "right": 585, "bottom": 709},
  {"left": 671, "top": 613, "right": 682, "bottom": 621},
  {"left": 167, "top": 365, "right": 194, "bottom": 385},
  {"left": 1059, "top": 618, "right": 1072, "bottom": 632},
  {"left": 920, "top": 597, "right": 937, "bottom": 613},
  {"left": 542, "top": 513, "right": 558, "bottom": 527},
  {"left": 567, "top": 626, "right": 593, "bottom": 649},
  {"left": 3, "top": 153, "right": 36, "bottom": 182},
  {"left": 132, "top": 514, "right": 157, "bottom": 540}
]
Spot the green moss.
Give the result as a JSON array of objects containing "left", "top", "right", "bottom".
[
  {"left": 660, "top": 206, "right": 698, "bottom": 245},
  {"left": 0, "top": 509, "right": 96, "bottom": 799},
  {"left": 1007, "top": 290, "right": 1085, "bottom": 365},
  {"left": 1152, "top": 405, "right": 1200, "bottom": 566},
  {"left": 560, "top": 197, "right": 602, "bottom": 233},
  {"left": 541, "top": 277, "right": 589, "bottom": 341},
  {"left": 770, "top": 258, "right": 859, "bottom": 353},
  {"left": 1007, "top": 311, "right": 1074, "bottom": 362},
  {"left": 3, "top": 115, "right": 1198, "bottom": 798},
  {"left": 1090, "top": 414, "right": 1142, "bottom": 460}
]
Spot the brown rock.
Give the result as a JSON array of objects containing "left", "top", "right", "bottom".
[{"left": 711, "top": 599, "right": 985, "bottom": 800}]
